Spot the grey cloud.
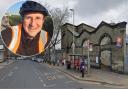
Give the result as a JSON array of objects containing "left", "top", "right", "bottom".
[{"left": 74, "top": 0, "right": 127, "bottom": 18}]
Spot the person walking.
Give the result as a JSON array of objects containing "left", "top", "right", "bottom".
[{"left": 80, "top": 60, "right": 85, "bottom": 77}]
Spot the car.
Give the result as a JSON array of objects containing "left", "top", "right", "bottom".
[
  {"left": 32, "top": 57, "right": 36, "bottom": 61},
  {"left": 17, "top": 57, "right": 23, "bottom": 60},
  {"left": 36, "top": 58, "right": 43, "bottom": 63}
]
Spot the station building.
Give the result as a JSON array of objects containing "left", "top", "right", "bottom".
[{"left": 61, "top": 21, "right": 128, "bottom": 73}]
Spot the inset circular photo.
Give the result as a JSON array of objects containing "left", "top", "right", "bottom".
[{"left": 0, "top": 0, "right": 53, "bottom": 57}]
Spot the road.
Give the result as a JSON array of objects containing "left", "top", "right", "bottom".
[{"left": 0, "top": 60, "right": 125, "bottom": 89}]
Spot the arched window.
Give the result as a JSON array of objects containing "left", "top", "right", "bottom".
[
  {"left": 100, "top": 34, "right": 112, "bottom": 45},
  {"left": 71, "top": 42, "right": 75, "bottom": 48},
  {"left": 83, "top": 40, "right": 89, "bottom": 48}
]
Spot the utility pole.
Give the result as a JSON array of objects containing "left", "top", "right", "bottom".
[
  {"left": 70, "top": 9, "right": 75, "bottom": 54},
  {"left": 87, "top": 40, "right": 91, "bottom": 75}
]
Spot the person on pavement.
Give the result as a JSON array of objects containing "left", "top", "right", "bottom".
[{"left": 80, "top": 60, "right": 85, "bottom": 77}]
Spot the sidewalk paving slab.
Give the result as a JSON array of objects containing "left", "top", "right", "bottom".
[{"left": 48, "top": 64, "right": 128, "bottom": 88}]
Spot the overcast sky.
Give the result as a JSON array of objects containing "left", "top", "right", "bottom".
[
  {"left": 0, "top": 0, "right": 128, "bottom": 49},
  {"left": 0, "top": 0, "right": 127, "bottom": 27}
]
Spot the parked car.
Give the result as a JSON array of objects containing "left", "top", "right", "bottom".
[
  {"left": 17, "top": 57, "right": 23, "bottom": 60},
  {"left": 32, "top": 57, "right": 36, "bottom": 61},
  {"left": 36, "top": 58, "right": 44, "bottom": 63}
]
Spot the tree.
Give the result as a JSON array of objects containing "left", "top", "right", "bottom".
[
  {"left": 44, "top": 7, "right": 70, "bottom": 63},
  {"left": 49, "top": 7, "right": 70, "bottom": 49},
  {"left": 9, "top": 15, "right": 21, "bottom": 26}
]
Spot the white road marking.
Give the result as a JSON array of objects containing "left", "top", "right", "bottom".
[
  {"left": 43, "top": 84, "right": 46, "bottom": 87},
  {"left": 38, "top": 76, "right": 41, "bottom": 80},
  {"left": 57, "top": 75, "right": 65, "bottom": 79},
  {"left": 46, "top": 84, "right": 56, "bottom": 87},
  {"left": 8, "top": 72, "right": 13, "bottom": 77},
  {"left": 47, "top": 75, "right": 56, "bottom": 80},
  {"left": 51, "top": 72, "right": 57, "bottom": 75},
  {"left": 64, "top": 81, "right": 74, "bottom": 84},
  {"left": 14, "top": 66, "right": 18, "bottom": 70},
  {"left": 44, "top": 73, "right": 48, "bottom": 76},
  {"left": 34, "top": 71, "right": 38, "bottom": 75},
  {"left": 1, "top": 71, "right": 14, "bottom": 81},
  {"left": 1, "top": 75, "right": 6, "bottom": 81},
  {"left": 77, "top": 88, "right": 85, "bottom": 89},
  {"left": 34, "top": 70, "right": 48, "bottom": 88},
  {"left": 40, "top": 79, "right": 43, "bottom": 82}
]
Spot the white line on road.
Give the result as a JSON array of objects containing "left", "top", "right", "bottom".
[
  {"left": 46, "top": 84, "right": 56, "bottom": 87},
  {"left": 8, "top": 72, "right": 14, "bottom": 77},
  {"left": 38, "top": 76, "right": 41, "bottom": 80},
  {"left": 0, "top": 75, "right": 6, "bottom": 81},
  {"left": 40, "top": 79, "right": 43, "bottom": 82},
  {"left": 44, "top": 73, "right": 48, "bottom": 76},
  {"left": 43, "top": 84, "right": 46, "bottom": 87},
  {"left": 0, "top": 71, "right": 14, "bottom": 81},
  {"left": 34, "top": 69, "right": 48, "bottom": 88},
  {"left": 57, "top": 75, "right": 65, "bottom": 79},
  {"left": 64, "top": 81, "right": 74, "bottom": 84},
  {"left": 34, "top": 71, "right": 38, "bottom": 75},
  {"left": 40, "top": 78, "right": 47, "bottom": 87},
  {"left": 14, "top": 66, "right": 18, "bottom": 70},
  {"left": 47, "top": 75, "right": 56, "bottom": 80}
]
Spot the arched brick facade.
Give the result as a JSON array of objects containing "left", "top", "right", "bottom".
[{"left": 61, "top": 21, "right": 127, "bottom": 73}]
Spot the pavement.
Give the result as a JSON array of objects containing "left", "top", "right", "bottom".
[{"left": 49, "top": 63, "right": 128, "bottom": 88}]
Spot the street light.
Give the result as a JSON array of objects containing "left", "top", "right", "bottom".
[
  {"left": 70, "top": 9, "right": 75, "bottom": 54},
  {"left": 83, "top": 40, "right": 92, "bottom": 75}
]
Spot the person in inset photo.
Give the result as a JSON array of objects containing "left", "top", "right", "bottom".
[{"left": 1, "top": 1, "right": 53, "bottom": 56}]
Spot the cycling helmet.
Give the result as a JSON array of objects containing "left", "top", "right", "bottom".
[{"left": 19, "top": 1, "right": 49, "bottom": 16}]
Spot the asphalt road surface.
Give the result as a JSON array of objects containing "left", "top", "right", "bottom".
[{"left": 0, "top": 60, "right": 126, "bottom": 89}]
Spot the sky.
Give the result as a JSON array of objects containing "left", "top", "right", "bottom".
[
  {"left": 0, "top": 0, "right": 128, "bottom": 48},
  {"left": 0, "top": 0, "right": 127, "bottom": 27}
]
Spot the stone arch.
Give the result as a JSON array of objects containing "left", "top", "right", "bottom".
[
  {"left": 71, "top": 42, "right": 76, "bottom": 48},
  {"left": 82, "top": 38, "right": 89, "bottom": 55},
  {"left": 99, "top": 33, "right": 112, "bottom": 70},
  {"left": 70, "top": 41, "right": 76, "bottom": 48},
  {"left": 98, "top": 33, "right": 112, "bottom": 45},
  {"left": 81, "top": 38, "right": 88, "bottom": 47}
]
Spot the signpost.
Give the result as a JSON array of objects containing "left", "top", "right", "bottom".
[
  {"left": 116, "top": 37, "right": 122, "bottom": 48},
  {"left": 83, "top": 40, "right": 93, "bottom": 75}
]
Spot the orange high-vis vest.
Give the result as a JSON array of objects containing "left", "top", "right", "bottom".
[{"left": 8, "top": 24, "right": 48, "bottom": 54}]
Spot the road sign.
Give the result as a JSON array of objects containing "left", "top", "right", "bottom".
[{"left": 116, "top": 37, "right": 122, "bottom": 47}]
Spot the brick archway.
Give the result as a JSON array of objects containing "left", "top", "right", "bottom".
[{"left": 99, "top": 33, "right": 112, "bottom": 70}]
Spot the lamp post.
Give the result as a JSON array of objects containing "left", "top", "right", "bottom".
[
  {"left": 70, "top": 9, "right": 75, "bottom": 54},
  {"left": 87, "top": 40, "right": 90, "bottom": 75},
  {"left": 84, "top": 40, "right": 92, "bottom": 75}
]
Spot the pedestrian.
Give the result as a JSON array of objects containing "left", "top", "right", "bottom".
[
  {"left": 62, "top": 59, "right": 64, "bottom": 66},
  {"left": 1, "top": 1, "right": 53, "bottom": 56},
  {"left": 63, "top": 59, "right": 66, "bottom": 65},
  {"left": 57, "top": 60, "right": 59, "bottom": 66},
  {"left": 80, "top": 60, "right": 85, "bottom": 77}
]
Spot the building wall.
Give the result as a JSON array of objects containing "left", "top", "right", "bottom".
[
  {"left": 0, "top": 37, "right": 5, "bottom": 62},
  {"left": 61, "top": 21, "right": 127, "bottom": 73},
  {"left": 124, "top": 44, "right": 128, "bottom": 73}
]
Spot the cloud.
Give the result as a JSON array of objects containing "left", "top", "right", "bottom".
[
  {"left": 0, "top": 0, "right": 127, "bottom": 27},
  {"left": 39, "top": 0, "right": 77, "bottom": 9},
  {"left": 0, "top": 0, "right": 23, "bottom": 20},
  {"left": 71, "top": 0, "right": 128, "bottom": 27},
  {"left": 74, "top": 0, "right": 127, "bottom": 18}
]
